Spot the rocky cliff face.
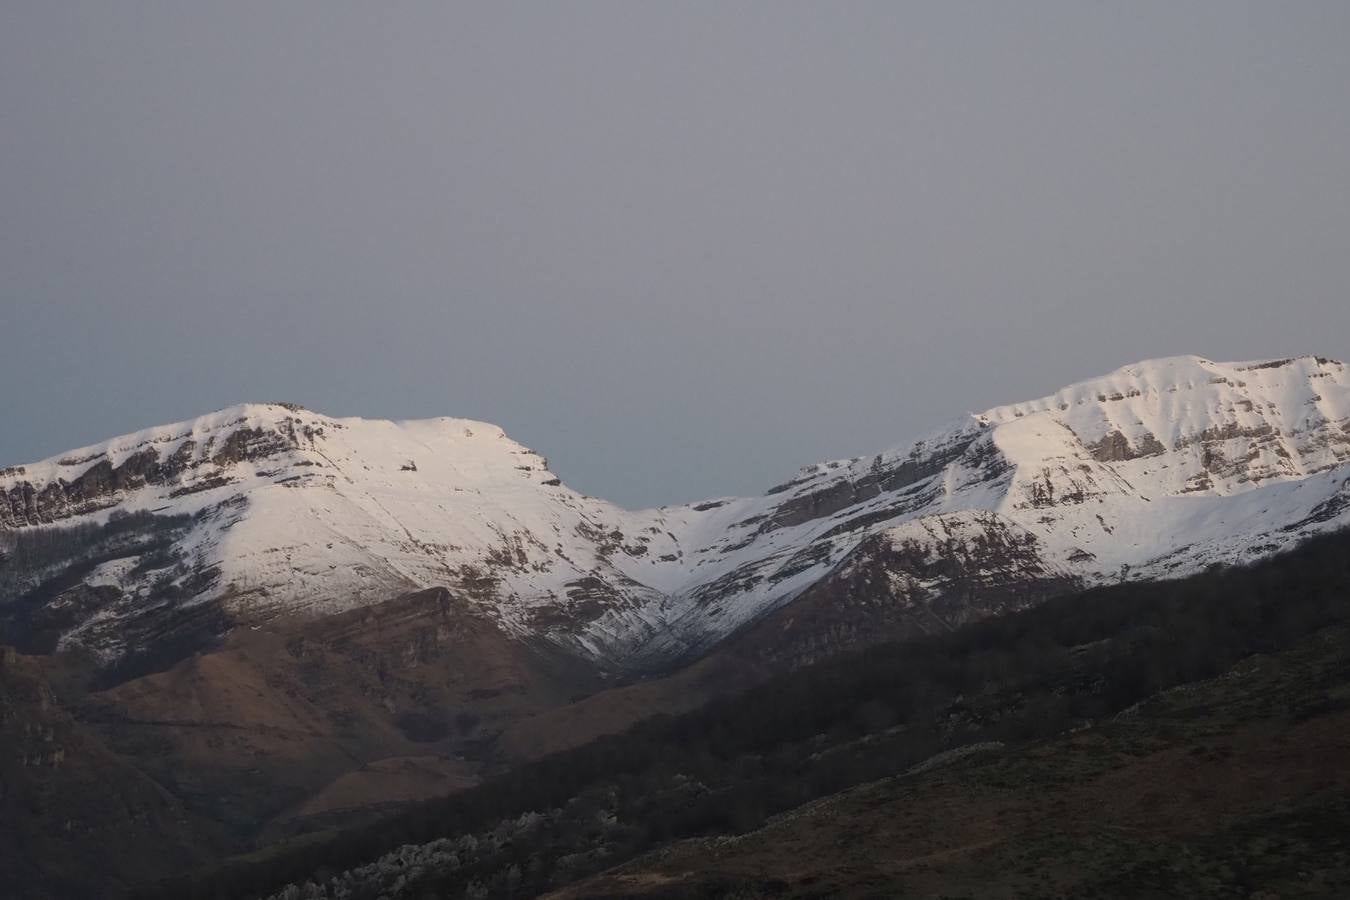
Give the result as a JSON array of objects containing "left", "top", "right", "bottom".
[
  {"left": 716, "top": 511, "right": 1085, "bottom": 671},
  {"left": 2, "top": 355, "right": 1349, "bottom": 677}
]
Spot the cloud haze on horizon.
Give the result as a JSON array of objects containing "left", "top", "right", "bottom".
[{"left": 3, "top": 2, "right": 1349, "bottom": 508}]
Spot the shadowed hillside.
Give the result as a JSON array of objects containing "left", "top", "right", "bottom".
[{"left": 140, "top": 528, "right": 1350, "bottom": 900}]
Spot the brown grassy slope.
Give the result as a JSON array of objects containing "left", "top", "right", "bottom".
[
  {"left": 80, "top": 588, "right": 603, "bottom": 837},
  {"left": 275, "top": 754, "right": 479, "bottom": 822},
  {"left": 495, "top": 649, "right": 766, "bottom": 761}
]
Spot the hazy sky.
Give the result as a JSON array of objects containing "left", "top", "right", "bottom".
[{"left": 3, "top": 3, "right": 1348, "bottom": 508}]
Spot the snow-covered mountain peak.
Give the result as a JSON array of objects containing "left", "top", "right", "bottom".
[
  {"left": 974, "top": 354, "right": 1349, "bottom": 495},
  {"left": 3, "top": 354, "right": 1349, "bottom": 671},
  {"left": 1, "top": 402, "right": 556, "bottom": 523}
]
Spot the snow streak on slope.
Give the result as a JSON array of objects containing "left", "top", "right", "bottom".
[{"left": 3, "top": 355, "right": 1350, "bottom": 669}]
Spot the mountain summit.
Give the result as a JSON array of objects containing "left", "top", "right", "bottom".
[{"left": 3, "top": 355, "right": 1349, "bottom": 672}]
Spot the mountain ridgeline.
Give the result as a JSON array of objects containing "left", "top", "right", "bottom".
[
  {"left": 3, "top": 353, "right": 1350, "bottom": 899},
  {"left": 3, "top": 354, "right": 1349, "bottom": 678}
]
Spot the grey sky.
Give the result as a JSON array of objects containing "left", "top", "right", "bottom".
[{"left": 3, "top": 3, "right": 1348, "bottom": 508}]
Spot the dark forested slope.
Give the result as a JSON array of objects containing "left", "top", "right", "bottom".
[{"left": 144, "top": 528, "right": 1350, "bottom": 900}]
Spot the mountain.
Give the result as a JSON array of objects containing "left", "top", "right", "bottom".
[
  {"left": 5, "top": 353, "right": 1350, "bottom": 898},
  {"left": 4, "top": 354, "right": 1350, "bottom": 680},
  {"left": 157, "top": 526, "right": 1350, "bottom": 900}
]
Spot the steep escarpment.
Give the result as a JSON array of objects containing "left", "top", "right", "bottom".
[{"left": 1, "top": 417, "right": 308, "bottom": 528}]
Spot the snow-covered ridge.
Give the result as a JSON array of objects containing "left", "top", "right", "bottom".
[{"left": 3, "top": 355, "right": 1349, "bottom": 668}]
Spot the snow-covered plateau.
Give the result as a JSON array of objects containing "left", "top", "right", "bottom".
[{"left": 3, "top": 354, "right": 1349, "bottom": 670}]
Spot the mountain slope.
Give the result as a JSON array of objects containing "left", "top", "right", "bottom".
[
  {"left": 3, "top": 354, "right": 1350, "bottom": 676},
  {"left": 173, "top": 526, "right": 1350, "bottom": 900},
  {"left": 81, "top": 587, "right": 601, "bottom": 836},
  {"left": 549, "top": 628, "right": 1350, "bottom": 900},
  {"left": 0, "top": 649, "right": 220, "bottom": 899}
]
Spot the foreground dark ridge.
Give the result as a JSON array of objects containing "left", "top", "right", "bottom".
[
  {"left": 560, "top": 625, "right": 1350, "bottom": 898},
  {"left": 140, "top": 528, "right": 1350, "bottom": 900}
]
